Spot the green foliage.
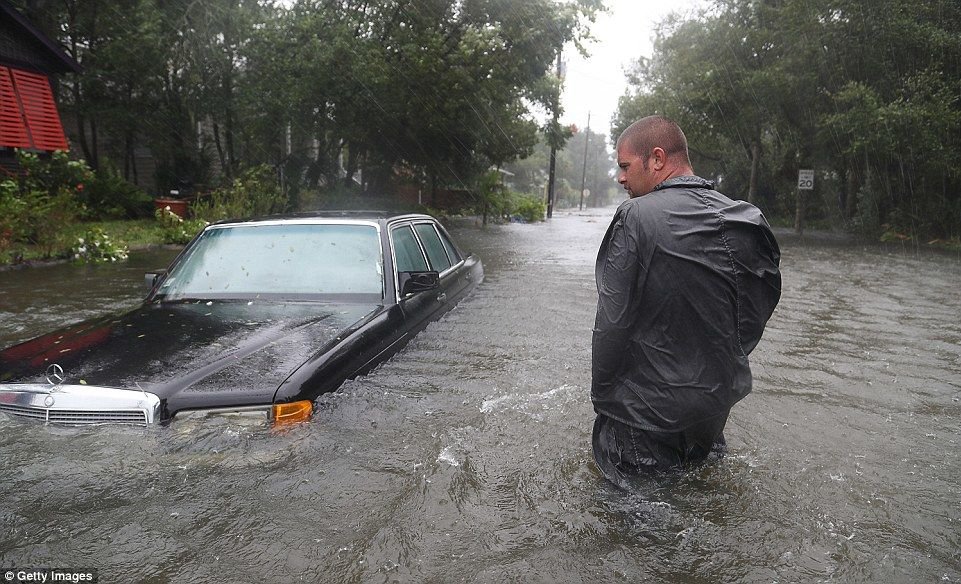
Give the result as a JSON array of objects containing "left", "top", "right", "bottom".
[
  {"left": 13, "top": 0, "right": 599, "bottom": 203},
  {"left": 190, "top": 165, "right": 287, "bottom": 222},
  {"left": 80, "top": 165, "right": 154, "bottom": 219},
  {"left": 71, "top": 227, "right": 129, "bottom": 263},
  {"left": 504, "top": 129, "right": 618, "bottom": 208},
  {"left": 472, "top": 170, "right": 546, "bottom": 223},
  {"left": 0, "top": 180, "right": 27, "bottom": 254},
  {"left": 511, "top": 194, "right": 547, "bottom": 223},
  {"left": 154, "top": 206, "right": 207, "bottom": 245},
  {"left": 614, "top": 0, "right": 961, "bottom": 240},
  {"left": 1, "top": 151, "right": 88, "bottom": 258}
]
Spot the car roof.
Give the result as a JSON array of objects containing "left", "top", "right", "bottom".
[{"left": 210, "top": 210, "right": 436, "bottom": 227}]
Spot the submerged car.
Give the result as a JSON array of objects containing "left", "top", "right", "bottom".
[{"left": 0, "top": 212, "right": 483, "bottom": 426}]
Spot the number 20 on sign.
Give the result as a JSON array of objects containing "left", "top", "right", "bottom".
[{"left": 798, "top": 169, "right": 815, "bottom": 190}]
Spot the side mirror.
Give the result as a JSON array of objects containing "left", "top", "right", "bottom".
[
  {"left": 144, "top": 270, "right": 167, "bottom": 294},
  {"left": 398, "top": 271, "right": 439, "bottom": 296}
]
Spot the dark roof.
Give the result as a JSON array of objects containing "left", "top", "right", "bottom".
[{"left": 0, "top": 0, "right": 82, "bottom": 74}]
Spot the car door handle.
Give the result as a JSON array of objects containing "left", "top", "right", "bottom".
[{"left": 436, "top": 293, "right": 447, "bottom": 303}]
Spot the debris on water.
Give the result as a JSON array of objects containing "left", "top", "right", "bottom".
[{"left": 437, "top": 445, "right": 460, "bottom": 467}]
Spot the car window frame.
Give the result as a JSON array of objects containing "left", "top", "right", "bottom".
[
  {"left": 388, "top": 218, "right": 465, "bottom": 302},
  {"left": 412, "top": 221, "right": 456, "bottom": 273},
  {"left": 434, "top": 223, "right": 463, "bottom": 266},
  {"left": 389, "top": 222, "right": 430, "bottom": 272}
]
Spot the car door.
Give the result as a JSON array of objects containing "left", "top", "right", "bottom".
[
  {"left": 390, "top": 223, "right": 445, "bottom": 333},
  {"left": 412, "top": 221, "right": 471, "bottom": 305}
]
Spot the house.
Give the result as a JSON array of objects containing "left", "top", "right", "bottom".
[{"left": 0, "top": 0, "right": 81, "bottom": 174}]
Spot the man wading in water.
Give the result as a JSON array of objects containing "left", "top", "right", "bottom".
[{"left": 591, "top": 115, "right": 781, "bottom": 483}]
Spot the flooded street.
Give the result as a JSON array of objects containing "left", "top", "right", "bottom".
[{"left": 1, "top": 207, "right": 960, "bottom": 583}]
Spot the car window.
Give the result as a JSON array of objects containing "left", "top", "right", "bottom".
[
  {"left": 437, "top": 228, "right": 461, "bottom": 264},
  {"left": 156, "top": 223, "right": 384, "bottom": 300},
  {"left": 391, "top": 225, "right": 429, "bottom": 272},
  {"left": 413, "top": 223, "right": 452, "bottom": 272}
]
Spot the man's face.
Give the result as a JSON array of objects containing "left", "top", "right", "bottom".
[{"left": 616, "top": 142, "right": 657, "bottom": 198}]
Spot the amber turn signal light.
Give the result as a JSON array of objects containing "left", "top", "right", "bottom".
[{"left": 272, "top": 400, "right": 313, "bottom": 425}]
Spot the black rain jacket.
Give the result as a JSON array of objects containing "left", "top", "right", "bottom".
[{"left": 592, "top": 176, "right": 781, "bottom": 432}]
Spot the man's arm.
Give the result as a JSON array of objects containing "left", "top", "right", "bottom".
[{"left": 592, "top": 206, "right": 643, "bottom": 397}]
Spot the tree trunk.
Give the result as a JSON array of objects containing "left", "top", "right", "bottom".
[
  {"left": 89, "top": 118, "right": 99, "bottom": 170},
  {"left": 127, "top": 131, "right": 139, "bottom": 186},
  {"left": 344, "top": 141, "right": 358, "bottom": 189},
  {"left": 794, "top": 188, "right": 804, "bottom": 235},
  {"left": 748, "top": 139, "right": 760, "bottom": 204},
  {"left": 844, "top": 163, "right": 859, "bottom": 219},
  {"left": 224, "top": 91, "right": 235, "bottom": 179},
  {"left": 213, "top": 121, "right": 227, "bottom": 179}
]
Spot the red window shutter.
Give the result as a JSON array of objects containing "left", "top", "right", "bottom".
[
  {"left": 10, "top": 68, "right": 69, "bottom": 151},
  {"left": 0, "top": 66, "right": 31, "bottom": 149}
]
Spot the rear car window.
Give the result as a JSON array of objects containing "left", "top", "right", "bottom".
[
  {"left": 414, "top": 223, "right": 453, "bottom": 272},
  {"left": 438, "top": 229, "right": 461, "bottom": 264}
]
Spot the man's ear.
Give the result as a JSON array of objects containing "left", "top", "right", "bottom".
[{"left": 650, "top": 147, "right": 667, "bottom": 171}]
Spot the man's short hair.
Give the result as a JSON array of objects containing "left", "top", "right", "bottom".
[{"left": 617, "top": 116, "right": 690, "bottom": 164}]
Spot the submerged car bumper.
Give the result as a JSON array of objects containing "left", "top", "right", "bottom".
[{"left": 0, "top": 384, "right": 161, "bottom": 426}]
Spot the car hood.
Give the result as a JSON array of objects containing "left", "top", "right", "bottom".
[{"left": 0, "top": 300, "right": 381, "bottom": 407}]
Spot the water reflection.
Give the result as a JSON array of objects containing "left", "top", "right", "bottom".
[
  {"left": 1, "top": 211, "right": 959, "bottom": 582},
  {"left": 0, "top": 248, "right": 181, "bottom": 347}
]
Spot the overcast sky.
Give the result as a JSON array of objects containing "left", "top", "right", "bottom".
[{"left": 558, "top": 0, "right": 703, "bottom": 139}]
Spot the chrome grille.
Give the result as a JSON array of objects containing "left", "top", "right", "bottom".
[
  {"left": 0, "top": 403, "right": 149, "bottom": 425},
  {"left": 49, "top": 409, "right": 148, "bottom": 425},
  {"left": 0, "top": 384, "right": 160, "bottom": 425},
  {"left": 0, "top": 403, "right": 47, "bottom": 421}
]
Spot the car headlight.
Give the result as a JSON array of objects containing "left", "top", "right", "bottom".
[{"left": 174, "top": 400, "right": 313, "bottom": 427}]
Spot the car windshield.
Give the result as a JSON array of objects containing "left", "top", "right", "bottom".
[{"left": 155, "top": 222, "right": 384, "bottom": 301}]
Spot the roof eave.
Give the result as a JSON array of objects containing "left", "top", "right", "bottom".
[{"left": 0, "top": 0, "right": 83, "bottom": 75}]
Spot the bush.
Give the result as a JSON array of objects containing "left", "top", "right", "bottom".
[
  {"left": 80, "top": 165, "right": 153, "bottom": 219},
  {"left": 71, "top": 227, "right": 129, "bottom": 263},
  {"left": 471, "top": 170, "right": 547, "bottom": 223},
  {"left": 0, "top": 179, "right": 27, "bottom": 254},
  {"left": 4, "top": 150, "right": 88, "bottom": 257},
  {"left": 191, "top": 164, "right": 286, "bottom": 222},
  {"left": 510, "top": 194, "right": 547, "bottom": 223},
  {"left": 155, "top": 206, "right": 208, "bottom": 244}
]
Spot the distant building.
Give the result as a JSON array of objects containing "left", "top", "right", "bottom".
[{"left": 0, "top": 0, "right": 80, "bottom": 174}]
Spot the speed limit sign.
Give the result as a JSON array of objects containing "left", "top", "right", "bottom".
[{"left": 798, "top": 169, "right": 814, "bottom": 190}]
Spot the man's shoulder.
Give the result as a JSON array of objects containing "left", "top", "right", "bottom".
[{"left": 615, "top": 195, "right": 660, "bottom": 222}]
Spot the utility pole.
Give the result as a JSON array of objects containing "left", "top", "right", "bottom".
[
  {"left": 546, "top": 52, "right": 562, "bottom": 219},
  {"left": 578, "top": 111, "right": 591, "bottom": 210}
]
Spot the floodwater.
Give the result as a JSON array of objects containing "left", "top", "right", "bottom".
[{"left": 1, "top": 208, "right": 959, "bottom": 583}]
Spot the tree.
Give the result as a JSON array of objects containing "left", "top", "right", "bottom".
[
  {"left": 613, "top": 0, "right": 961, "bottom": 239},
  {"left": 13, "top": 0, "right": 602, "bottom": 206},
  {"left": 504, "top": 128, "right": 617, "bottom": 208}
]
